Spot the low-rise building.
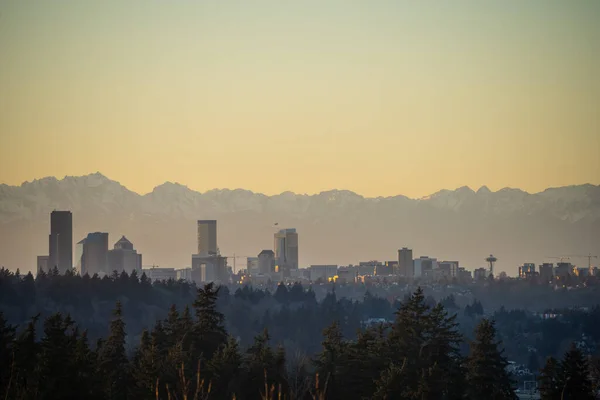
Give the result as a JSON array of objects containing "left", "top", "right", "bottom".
[
  {"left": 518, "top": 263, "right": 536, "bottom": 279},
  {"left": 473, "top": 267, "right": 488, "bottom": 281},
  {"left": 413, "top": 256, "right": 438, "bottom": 278},
  {"left": 37, "top": 255, "right": 49, "bottom": 275},
  {"left": 539, "top": 263, "right": 554, "bottom": 282},
  {"left": 176, "top": 267, "right": 193, "bottom": 282},
  {"left": 310, "top": 265, "right": 338, "bottom": 282},
  {"left": 555, "top": 262, "right": 573, "bottom": 281},
  {"left": 247, "top": 257, "right": 259, "bottom": 275},
  {"left": 143, "top": 267, "right": 177, "bottom": 282},
  {"left": 337, "top": 266, "right": 357, "bottom": 283},
  {"left": 438, "top": 261, "right": 459, "bottom": 279}
]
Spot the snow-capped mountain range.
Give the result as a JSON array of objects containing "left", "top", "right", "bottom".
[{"left": 1, "top": 173, "right": 599, "bottom": 274}]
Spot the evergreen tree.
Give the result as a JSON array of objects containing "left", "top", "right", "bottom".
[
  {"left": 74, "top": 329, "right": 102, "bottom": 399},
  {"left": 242, "top": 329, "right": 288, "bottom": 400},
  {"left": 193, "top": 283, "right": 227, "bottom": 361},
  {"left": 538, "top": 357, "right": 561, "bottom": 400},
  {"left": 386, "top": 287, "right": 465, "bottom": 400},
  {"left": 37, "top": 313, "right": 79, "bottom": 399},
  {"left": 558, "top": 343, "right": 594, "bottom": 400},
  {"left": 131, "top": 329, "right": 162, "bottom": 400},
  {"left": 0, "top": 312, "right": 16, "bottom": 399},
  {"left": 337, "top": 325, "right": 389, "bottom": 399},
  {"left": 373, "top": 359, "right": 412, "bottom": 400},
  {"left": 164, "top": 304, "right": 180, "bottom": 347},
  {"left": 313, "top": 321, "right": 346, "bottom": 398},
  {"left": 208, "top": 336, "right": 242, "bottom": 399},
  {"left": 465, "top": 319, "right": 517, "bottom": 400},
  {"left": 10, "top": 314, "right": 40, "bottom": 398},
  {"left": 98, "top": 301, "right": 130, "bottom": 400}
]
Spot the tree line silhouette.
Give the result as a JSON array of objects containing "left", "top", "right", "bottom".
[{"left": 1, "top": 267, "right": 600, "bottom": 399}]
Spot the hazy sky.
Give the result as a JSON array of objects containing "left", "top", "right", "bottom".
[{"left": 1, "top": 1, "right": 599, "bottom": 198}]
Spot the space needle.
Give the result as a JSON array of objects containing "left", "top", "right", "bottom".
[{"left": 486, "top": 254, "right": 498, "bottom": 277}]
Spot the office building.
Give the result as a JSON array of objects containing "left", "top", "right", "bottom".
[
  {"left": 555, "top": 262, "right": 573, "bottom": 281},
  {"left": 143, "top": 267, "right": 177, "bottom": 282},
  {"left": 576, "top": 268, "right": 590, "bottom": 278},
  {"left": 176, "top": 267, "right": 193, "bottom": 282},
  {"left": 438, "top": 261, "right": 459, "bottom": 279},
  {"left": 274, "top": 228, "right": 299, "bottom": 276},
  {"left": 309, "top": 265, "right": 338, "bottom": 282},
  {"left": 378, "top": 261, "right": 398, "bottom": 276},
  {"left": 48, "top": 211, "right": 73, "bottom": 273},
  {"left": 192, "top": 254, "right": 227, "bottom": 283},
  {"left": 398, "top": 248, "right": 413, "bottom": 277},
  {"left": 518, "top": 263, "right": 536, "bottom": 279},
  {"left": 258, "top": 250, "right": 275, "bottom": 275},
  {"left": 458, "top": 267, "right": 472, "bottom": 282},
  {"left": 197, "top": 220, "right": 217, "bottom": 256},
  {"left": 413, "top": 256, "right": 437, "bottom": 278},
  {"left": 358, "top": 261, "right": 380, "bottom": 276},
  {"left": 77, "top": 232, "right": 109, "bottom": 276},
  {"left": 539, "top": 263, "right": 554, "bottom": 282},
  {"left": 247, "top": 257, "right": 259, "bottom": 275},
  {"left": 37, "top": 255, "right": 49, "bottom": 275},
  {"left": 107, "top": 236, "right": 142, "bottom": 275},
  {"left": 337, "top": 266, "right": 358, "bottom": 284},
  {"left": 473, "top": 267, "right": 488, "bottom": 281}
]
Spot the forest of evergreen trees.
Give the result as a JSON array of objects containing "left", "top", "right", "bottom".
[{"left": 1, "top": 268, "right": 600, "bottom": 399}]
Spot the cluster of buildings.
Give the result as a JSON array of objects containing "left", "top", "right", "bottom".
[
  {"left": 240, "top": 249, "right": 476, "bottom": 286},
  {"left": 36, "top": 212, "right": 302, "bottom": 285},
  {"left": 37, "top": 211, "right": 142, "bottom": 277},
  {"left": 35, "top": 211, "right": 487, "bottom": 285},
  {"left": 39, "top": 211, "right": 596, "bottom": 287},
  {"left": 517, "top": 261, "right": 600, "bottom": 283},
  {"left": 235, "top": 246, "right": 479, "bottom": 286}
]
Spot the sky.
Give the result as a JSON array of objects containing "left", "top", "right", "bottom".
[{"left": 1, "top": 1, "right": 599, "bottom": 198}]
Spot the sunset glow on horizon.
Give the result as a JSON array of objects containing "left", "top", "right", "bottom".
[{"left": 1, "top": 1, "right": 599, "bottom": 198}]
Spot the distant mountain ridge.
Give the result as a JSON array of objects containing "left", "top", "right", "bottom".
[{"left": 1, "top": 173, "right": 599, "bottom": 274}]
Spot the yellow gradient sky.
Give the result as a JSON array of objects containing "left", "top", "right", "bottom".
[{"left": 1, "top": 1, "right": 599, "bottom": 198}]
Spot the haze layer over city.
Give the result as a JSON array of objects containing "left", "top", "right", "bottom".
[{"left": 1, "top": 2, "right": 600, "bottom": 400}]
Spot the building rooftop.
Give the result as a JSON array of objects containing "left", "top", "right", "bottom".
[{"left": 114, "top": 235, "right": 134, "bottom": 250}]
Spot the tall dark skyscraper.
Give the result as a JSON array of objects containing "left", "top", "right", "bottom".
[
  {"left": 197, "top": 220, "right": 217, "bottom": 256},
  {"left": 48, "top": 211, "right": 73, "bottom": 273},
  {"left": 398, "top": 247, "right": 413, "bottom": 278}
]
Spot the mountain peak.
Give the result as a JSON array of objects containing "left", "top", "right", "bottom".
[
  {"left": 456, "top": 186, "right": 475, "bottom": 194},
  {"left": 477, "top": 185, "right": 491, "bottom": 194}
]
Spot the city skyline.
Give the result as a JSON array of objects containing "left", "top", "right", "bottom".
[
  {"left": 1, "top": 2, "right": 599, "bottom": 198},
  {"left": 1, "top": 172, "right": 598, "bottom": 275}
]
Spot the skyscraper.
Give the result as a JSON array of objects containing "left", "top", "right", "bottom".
[
  {"left": 274, "top": 228, "right": 299, "bottom": 276},
  {"left": 48, "top": 211, "right": 73, "bottom": 273},
  {"left": 398, "top": 247, "right": 413, "bottom": 278},
  {"left": 107, "top": 236, "right": 142, "bottom": 275},
  {"left": 258, "top": 250, "right": 275, "bottom": 275},
  {"left": 197, "top": 220, "right": 217, "bottom": 256},
  {"left": 78, "top": 232, "right": 109, "bottom": 276}
]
